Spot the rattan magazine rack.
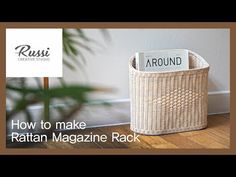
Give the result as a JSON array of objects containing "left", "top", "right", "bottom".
[{"left": 129, "top": 50, "right": 210, "bottom": 135}]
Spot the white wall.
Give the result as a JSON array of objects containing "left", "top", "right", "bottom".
[{"left": 51, "top": 29, "right": 230, "bottom": 113}]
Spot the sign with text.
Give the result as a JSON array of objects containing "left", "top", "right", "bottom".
[
  {"left": 135, "top": 49, "right": 189, "bottom": 72},
  {"left": 6, "top": 28, "right": 62, "bottom": 77}
]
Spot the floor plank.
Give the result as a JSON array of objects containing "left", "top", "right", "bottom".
[
  {"left": 161, "top": 133, "right": 205, "bottom": 149},
  {"left": 187, "top": 132, "right": 228, "bottom": 149}
]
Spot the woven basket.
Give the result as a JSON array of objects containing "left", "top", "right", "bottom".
[{"left": 129, "top": 50, "right": 210, "bottom": 135}]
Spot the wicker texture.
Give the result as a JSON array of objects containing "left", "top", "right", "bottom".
[{"left": 129, "top": 50, "right": 210, "bottom": 135}]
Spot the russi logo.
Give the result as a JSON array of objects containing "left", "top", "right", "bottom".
[
  {"left": 15, "top": 44, "right": 50, "bottom": 61},
  {"left": 6, "top": 28, "right": 62, "bottom": 77}
]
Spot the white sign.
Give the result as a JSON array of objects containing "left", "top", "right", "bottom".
[
  {"left": 6, "top": 28, "right": 62, "bottom": 77},
  {"left": 135, "top": 49, "right": 189, "bottom": 72}
]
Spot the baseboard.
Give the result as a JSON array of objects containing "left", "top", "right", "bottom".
[
  {"left": 105, "top": 91, "right": 230, "bottom": 115},
  {"left": 22, "top": 91, "right": 230, "bottom": 116},
  {"left": 208, "top": 91, "right": 230, "bottom": 115},
  {"left": 8, "top": 91, "right": 229, "bottom": 129}
]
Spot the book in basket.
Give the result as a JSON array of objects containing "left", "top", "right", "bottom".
[{"left": 135, "top": 49, "right": 189, "bottom": 72}]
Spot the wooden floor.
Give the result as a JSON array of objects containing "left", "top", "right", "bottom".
[{"left": 38, "top": 114, "right": 229, "bottom": 149}]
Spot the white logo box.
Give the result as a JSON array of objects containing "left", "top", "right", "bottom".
[{"left": 6, "top": 28, "right": 62, "bottom": 77}]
